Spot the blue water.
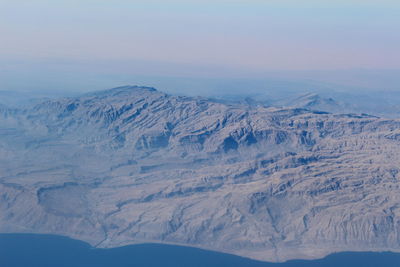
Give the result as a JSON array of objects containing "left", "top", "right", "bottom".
[{"left": 1, "top": 234, "right": 400, "bottom": 267}]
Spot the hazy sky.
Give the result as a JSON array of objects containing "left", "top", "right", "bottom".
[{"left": 1, "top": 0, "right": 400, "bottom": 92}]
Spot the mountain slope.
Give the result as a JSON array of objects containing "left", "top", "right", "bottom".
[{"left": 1, "top": 86, "right": 400, "bottom": 262}]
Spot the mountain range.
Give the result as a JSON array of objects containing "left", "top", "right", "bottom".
[{"left": 1, "top": 86, "right": 400, "bottom": 262}]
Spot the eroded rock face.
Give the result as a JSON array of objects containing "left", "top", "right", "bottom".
[{"left": 1, "top": 86, "right": 400, "bottom": 262}]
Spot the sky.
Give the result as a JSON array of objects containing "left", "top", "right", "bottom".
[{"left": 0, "top": 0, "right": 400, "bottom": 93}]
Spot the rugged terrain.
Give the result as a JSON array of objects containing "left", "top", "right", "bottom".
[{"left": 1, "top": 86, "right": 400, "bottom": 262}]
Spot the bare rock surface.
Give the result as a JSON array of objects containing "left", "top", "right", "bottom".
[{"left": 1, "top": 86, "right": 400, "bottom": 262}]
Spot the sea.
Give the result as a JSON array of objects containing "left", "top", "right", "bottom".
[{"left": 1, "top": 234, "right": 399, "bottom": 267}]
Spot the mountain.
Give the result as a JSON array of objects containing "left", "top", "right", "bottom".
[
  {"left": 212, "top": 90, "right": 400, "bottom": 119},
  {"left": 1, "top": 86, "right": 400, "bottom": 262},
  {"left": 281, "top": 93, "right": 342, "bottom": 112},
  {"left": 279, "top": 92, "right": 400, "bottom": 118}
]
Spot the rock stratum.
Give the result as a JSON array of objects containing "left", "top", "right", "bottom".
[{"left": 1, "top": 86, "right": 400, "bottom": 262}]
